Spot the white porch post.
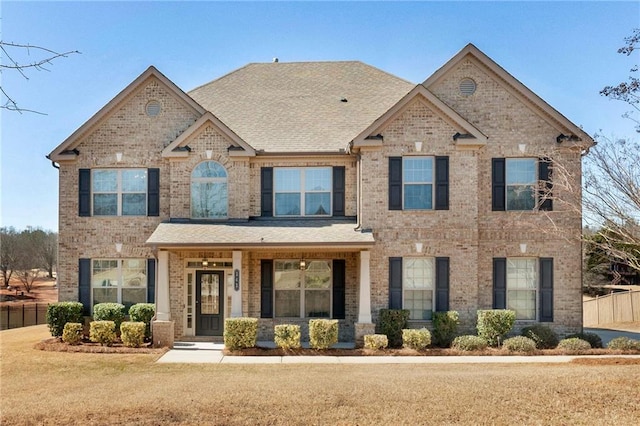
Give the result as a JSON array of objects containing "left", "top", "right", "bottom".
[
  {"left": 156, "top": 250, "right": 171, "bottom": 321},
  {"left": 358, "top": 250, "right": 372, "bottom": 323},
  {"left": 231, "top": 250, "right": 243, "bottom": 317}
]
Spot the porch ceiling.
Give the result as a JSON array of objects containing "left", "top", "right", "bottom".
[{"left": 146, "top": 220, "right": 375, "bottom": 249}]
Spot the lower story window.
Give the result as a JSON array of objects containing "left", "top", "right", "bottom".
[
  {"left": 506, "top": 258, "right": 537, "bottom": 320},
  {"left": 92, "top": 259, "right": 147, "bottom": 310},
  {"left": 275, "top": 260, "right": 331, "bottom": 318},
  {"left": 404, "top": 258, "right": 434, "bottom": 320}
]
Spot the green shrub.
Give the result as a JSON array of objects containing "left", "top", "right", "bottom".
[
  {"left": 274, "top": 324, "right": 301, "bottom": 349},
  {"left": 402, "top": 328, "right": 431, "bottom": 350},
  {"left": 607, "top": 336, "right": 640, "bottom": 350},
  {"left": 309, "top": 319, "right": 338, "bottom": 349},
  {"left": 502, "top": 336, "right": 537, "bottom": 353},
  {"left": 378, "top": 309, "right": 409, "bottom": 348},
  {"left": 476, "top": 310, "right": 516, "bottom": 347},
  {"left": 120, "top": 321, "right": 146, "bottom": 348},
  {"left": 557, "top": 337, "right": 591, "bottom": 351},
  {"left": 128, "top": 303, "right": 155, "bottom": 339},
  {"left": 565, "top": 332, "right": 603, "bottom": 349},
  {"left": 521, "top": 324, "right": 559, "bottom": 349},
  {"left": 224, "top": 318, "right": 258, "bottom": 350},
  {"left": 432, "top": 311, "right": 459, "bottom": 348},
  {"left": 89, "top": 321, "right": 116, "bottom": 346},
  {"left": 46, "top": 302, "right": 84, "bottom": 337},
  {"left": 62, "top": 322, "right": 83, "bottom": 345},
  {"left": 452, "top": 335, "right": 488, "bottom": 351},
  {"left": 364, "top": 334, "right": 388, "bottom": 350},
  {"left": 92, "top": 303, "right": 126, "bottom": 330}
]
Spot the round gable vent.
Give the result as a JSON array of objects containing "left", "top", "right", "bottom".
[
  {"left": 459, "top": 78, "right": 477, "bottom": 96},
  {"left": 146, "top": 100, "right": 162, "bottom": 117}
]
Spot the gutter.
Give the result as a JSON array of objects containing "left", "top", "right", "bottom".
[{"left": 45, "top": 154, "right": 60, "bottom": 169}]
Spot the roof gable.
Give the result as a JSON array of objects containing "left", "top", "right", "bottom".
[
  {"left": 48, "top": 66, "right": 206, "bottom": 161},
  {"left": 424, "top": 44, "right": 593, "bottom": 146}
]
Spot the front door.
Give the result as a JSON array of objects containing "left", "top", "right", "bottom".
[{"left": 196, "top": 271, "right": 224, "bottom": 336}]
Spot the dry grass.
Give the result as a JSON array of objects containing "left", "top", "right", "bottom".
[{"left": 2, "top": 326, "right": 640, "bottom": 425}]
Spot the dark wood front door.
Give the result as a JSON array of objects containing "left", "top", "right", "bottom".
[{"left": 196, "top": 271, "right": 224, "bottom": 336}]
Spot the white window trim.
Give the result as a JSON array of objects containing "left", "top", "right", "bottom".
[
  {"left": 273, "top": 167, "right": 332, "bottom": 217},
  {"left": 505, "top": 158, "right": 537, "bottom": 212},
  {"left": 403, "top": 156, "right": 434, "bottom": 211},
  {"left": 274, "top": 259, "right": 333, "bottom": 318},
  {"left": 506, "top": 257, "right": 539, "bottom": 321},
  {"left": 92, "top": 169, "right": 147, "bottom": 216},
  {"left": 402, "top": 257, "right": 435, "bottom": 320}
]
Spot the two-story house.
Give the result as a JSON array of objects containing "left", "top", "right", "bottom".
[{"left": 48, "top": 44, "right": 593, "bottom": 347}]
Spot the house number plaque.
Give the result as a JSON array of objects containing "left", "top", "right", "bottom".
[{"left": 234, "top": 269, "right": 240, "bottom": 291}]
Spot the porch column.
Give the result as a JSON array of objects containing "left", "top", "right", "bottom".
[
  {"left": 153, "top": 250, "right": 174, "bottom": 348},
  {"left": 358, "top": 250, "right": 372, "bottom": 323},
  {"left": 231, "top": 250, "right": 243, "bottom": 317}
]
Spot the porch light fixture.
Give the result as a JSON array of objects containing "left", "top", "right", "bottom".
[
  {"left": 414, "top": 141, "right": 423, "bottom": 152},
  {"left": 300, "top": 259, "right": 306, "bottom": 270},
  {"left": 519, "top": 243, "right": 527, "bottom": 254},
  {"left": 115, "top": 243, "right": 123, "bottom": 253},
  {"left": 202, "top": 258, "right": 209, "bottom": 268},
  {"left": 116, "top": 152, "right": 123, "bottom": 162},
  {"left": 415, "top": 242, "right": 423, "bottom": 253}
]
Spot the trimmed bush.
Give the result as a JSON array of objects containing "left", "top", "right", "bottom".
[
  {"left": 129, "top": 303, "right": 155, "bottom": 339},
  {"left": 378, "top": 309, "right": 409, "bottom": 348},
  {"left": 62, "top": 322, "right": 84, "bottom": 345},
  {"left": 607, "top": 336, "right": 640, "bottom": 350},
  {"left": 521, "top": 324, "right": 559, "bottom": 349},
  {"left": 46, "top": 302, "right": 84, "bottom": 337},
  {"left": 565, "top": 332, "right": 603, "bottom": 349},
  {"left": 364, "top": 334, "right": 388, "bottom": 350},
  {"left": 121, "top": 321, "right": 146, "bottom": 348},
  {"left": 402, "top": 328, "right": 431, "bottom": 350},
  {"left": 502, "top": 336, "right": 537, "bottom": 353},
  {"left": 224, "top": 318, "right": 258, "bottom": 350},
  {"left": 432, "top": 311, "right": 459, "bottom": 348},
  {"left": 309, "top": 319, "right": 339, "bottom": 349},
  {"left": 89, "top": 321, "right": 116, "bottom": 346},
  {"left": 476, "top": 310, "right": 516, "bottom": 347},
  {"left": 557, "top": 337, "right": 591, "bottom": 351},
  {"left": 274, "top": 324, "right": 301, "bottom": 349},
  {"left": 452, "top": 335, "right": 488, "bottom": 351},
  {"left": 93, "top": 303, "right": 126, "bottom": 330}
]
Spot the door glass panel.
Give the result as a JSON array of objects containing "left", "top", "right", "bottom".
[{"left": 200, "top": 274, "right": 219, "bottom": 315}]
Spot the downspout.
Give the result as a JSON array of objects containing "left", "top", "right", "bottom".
[
  {"left": 150, "top": 246, "right": 159, "bottom": 338},
  {"left": 355, "top": 150, "right": 362, "bottom": 231}
]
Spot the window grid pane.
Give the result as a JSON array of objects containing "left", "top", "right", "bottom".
[
  {"left": 191, "top": 162, "right": 228, "bottom": 219},
  {"left": 92, "top": 169, "right": 147, "bottom": 216},
  {"left": 403, "top": 258, "right": 434, "bottom": 320},
  {"left": 403, "top": 157, "right": 433, "bottom": 210},
  {"left": 507, "top": 258, "right": 537, "bottom": 320},
  {"left": 274, "top": 168, "right": 331, "bottom": 216},
  {"left": 506, "top": 159, "right": 536, "bottom": 211},
  {"left": 274, "top": 260, "right": 332, "bottom": 318},
  {"left": 91, "top": 259, "right": 147, "bottom": 309}
]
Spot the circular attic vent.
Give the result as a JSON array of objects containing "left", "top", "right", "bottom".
[
  {"left": 146, "top": 100, "right": 162, "bottom": 117},
  {"left": 459, "top": 78, "right": 477, "bottom": 96}
]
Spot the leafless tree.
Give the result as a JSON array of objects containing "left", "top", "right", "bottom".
[
  {"left": 0, "top": 41, "right": 79, "bottom": 114},
  {"left": 0, "top": 227, "right": 19, "bottom": 287}
]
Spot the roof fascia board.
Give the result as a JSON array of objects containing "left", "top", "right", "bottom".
[
  {"left": 424, "top": 44, "right": 594, "bottom": 145},
  {"left": 48, "top": 66, "right": 206, "bottom": 161},
  {"left": 352, "top": 85, "right": 488, "bottom": 147},
  {"left": 162, "top": 111, "right": 256, "bottom": 158}
]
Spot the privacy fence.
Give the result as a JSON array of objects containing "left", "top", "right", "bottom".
[
  {"left": 0, "top": 303, "right": 50, "bottom": 330},
  {"left": 583, "top": 290, "right": 640, "bottom": 326}
]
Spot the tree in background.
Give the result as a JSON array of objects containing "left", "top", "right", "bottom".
[{"left": 0, "top": 227, "right": 19, "bottom": 287}]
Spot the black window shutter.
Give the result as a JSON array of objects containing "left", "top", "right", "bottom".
[
  {"left": 79, "top": 258, "right": 91, "bottom": 315},
  {"left": 333, "top": 166, "right": 346, "bottom": 217},
  {"left": 332, "top": 259, "right": 346, "bottom": 319},
  {"left": 539, "top": 258, "right": 554, "bottom": 322},
  {"left": 435, "top": 156, "right": 449, "bottom": 210},
  {"left": 389, "top": 257, "right": 403, "bottom": 309},
  {"left": 492, "top": 158, "right": 506, "bottom": 211},
  {"left": 389, "top": 157, "right": 402, "bottom": 210},
  {"left": 538, "top": 158, "right": 553, "bottom": 211},
  {"left": 260, "top": 260, "right": 274, "bottom": 318},
  {"left": 261, "top": 167, "right": 273, "bottom": 217},
  {"left": 435, "top": 257, "right": 450, "bottom": 311},
  {"left": 147, "top": 258, "right": 156, "bottom": 303},
  {"left": 79, "top": 169, "right": 91, "bottom": 217},
  {"left": 493, "top": 258, "right": 507, "bottom": 309},
  {"left": 147, "top": 168, "right": 160, "bottom": 217}
]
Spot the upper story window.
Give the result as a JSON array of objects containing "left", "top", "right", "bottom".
[
  {"left": 274, "top": 167, "right": 332, "bottom": 216},
  {"left": 389, "top": 156, "right": 449, "bottom": 211},
  {"left": 92, "top": 169, "right": 147, "bottom": 216},
  {"left": 191, "top": 161, "right": 228, "bottom": 219},
  {"left": 492, "top": 157, "right": 552, "bottom": 211}
]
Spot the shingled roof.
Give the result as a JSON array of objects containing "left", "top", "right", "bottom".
[{"left": 188, "top": 61, "right": 414, "bottom": 153}]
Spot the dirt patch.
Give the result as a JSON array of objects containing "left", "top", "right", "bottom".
[
  {"left": 571, "top": 357, "right": 640, "bottom": 365},
  {"left": 0, "top": 277, "right": 58, "bottom": 305},
  {"left": 34, "top": 337, "right": 167, "bottom": 355}
]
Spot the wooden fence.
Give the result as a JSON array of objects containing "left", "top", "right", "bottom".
[
  {"left": 0, "top": 303, "right": 50, "bottom": 330},
  {"left": 583, "top": 290, "right": 640, "bottom": 326}
]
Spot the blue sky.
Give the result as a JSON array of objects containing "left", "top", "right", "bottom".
[{"left": 1, "top": 1, "right": 638, "bottom": 232}]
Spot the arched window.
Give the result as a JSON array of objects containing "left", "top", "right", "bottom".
[{"left": 191, "top": 161, "right": 228, "bottom": 219}]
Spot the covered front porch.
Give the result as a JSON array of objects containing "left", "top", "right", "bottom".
[{"left": 146, "top": 220, "right": 376, "bottom": 347}]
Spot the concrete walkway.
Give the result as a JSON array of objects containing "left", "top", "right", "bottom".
[{"left": 157, "top": 341, "right": 640, "bottom": 364}]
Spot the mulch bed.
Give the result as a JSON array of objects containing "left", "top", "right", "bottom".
[{"left": 35, "top": 337, "right": 168, "bottom": 355}]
